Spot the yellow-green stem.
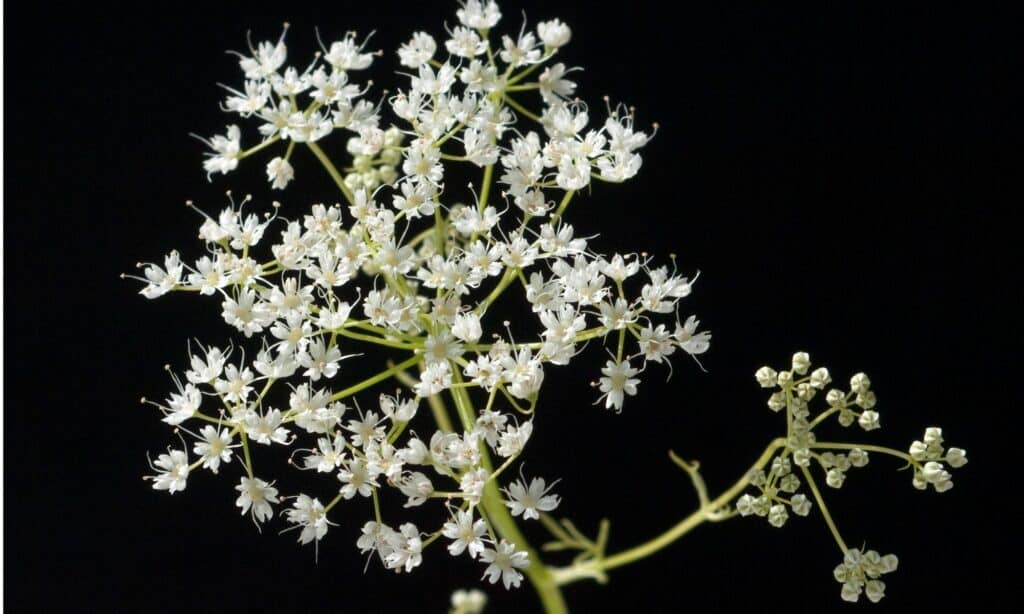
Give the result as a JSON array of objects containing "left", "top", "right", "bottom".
[
  {"left": 448, "top": 371, "right": 568, "bottom": 613},
  {"left": 552, "top": 438, "right": 786, "bottom": 585},
  {"left": 306, "top": 141, "right": 355, "bottom": 205}
]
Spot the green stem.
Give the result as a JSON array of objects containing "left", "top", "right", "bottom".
[
  {"left": 551, "top": 438, "right": 786, "bottom": 585},
  {"left": 329, "top": 355, "right": 422, "bottom": 402},
  {"left": 475, "top": 267, "right": 519, "bottom": 315},
  {"left": 810, "top": 441, "right": 914, "bottom": 464},
  {"left": 448, "top": 371, "right": 568, "bottom": 613},
  {"left": 334, "top": 327, "right": 421, "bottom": 351},
  {"left": 503, "top": 95, "right": 542, "bottom": 123},
  {"left": 800, "top": 465, "right": 848, "bottom": 552},
  {"left": 238, "top": 135, "right": 281, "bottom": 160},
  {"left": 306, "top": 141, "right": 355, "bottom": 205},
  {"left": 552, "top": 189, "right": 575, "bottom": 222}
]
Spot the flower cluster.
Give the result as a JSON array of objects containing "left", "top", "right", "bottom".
[
  {"left": 736, "top": 352, "right": 967, "bottom": 603},
  {"left": 909, "top": 427, "right": 967, "bottom": 492},
  {"left": 136, "top": 0, "right": 709, "bottom": 592},
  {"left": 833, "top": 547, "right": 899, "bottom": 603},
  {"left": 134, "top": 2, "right": 968, "bottom": 608}
]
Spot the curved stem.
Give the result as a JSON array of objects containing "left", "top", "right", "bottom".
[{"left": 551, "top": 438, "right": 786, "bottom": 585}]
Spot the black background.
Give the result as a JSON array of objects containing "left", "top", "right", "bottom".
[{"left": 5, "top": 1, "right": 1018, "bottom": 612}]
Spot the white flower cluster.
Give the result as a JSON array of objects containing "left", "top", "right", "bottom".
[
  {"left": 738, "top": 352, "right": 968, "bottom": 603},
  {"left": 909, "top": 427, "right": 967, "bottom": 492},
  {"left": 736, "top": 455, "right": 812, "bottom": 527},
  {"left": 754, "top": 353, "right": 885, "bottom": 472},
  {"left": 833, "top": 547, "right": 898, "bottom": 603},
  {"left": 137, "top": 0, "right": 710, "bottom": 591},
  {"left": 195, "top": 24, "right": 385, "bottom": 188}
]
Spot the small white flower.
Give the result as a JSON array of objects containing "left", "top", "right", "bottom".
[
  {"left": 809, "top": 367, "right": 831, "bottom": 389},
  {"left": 597, "top": 359, "right": 640, "bottom": 412},
  {"left": 755, "top": 366, "right": 777, "bottom": 388},
  {"left": 504, "top": 477, "right": 560, "bottom": 520},
  {"left": 858, "top": 410, "right": 881, "bottom": 431},
  {"left": 791, "top": 352, "right": 811, "bottom": 375},
  {"left": 235, "top": 476, "right": 279, "bottom": 523},
  {"left": 442, "top": 509, "right": 488, "bottom": 559},
  {"left": 790, "top": 494, "right": 812, "bottom": 516},
  {"left": 450, "top": 588, "right": 487, "bottom": 614},
  {"left": 537, "top": 19, "right": 571, "bottom": 48},
  {"left": 384, "top": 522, "right": 424, "bottom": 573},
  {"left": 266, "top": 156, "right": 294, "bottom": 189},
  {"left": 767, "top": 503, "right": 789, "bottom": 528},
  {"left": 285, "top": 495, "right": 331, "bottom": 544},
  {"left": 480, "top": 540, "right": 529, "bottom": 589},
  {"left": 162, "top": 382, "right": 201, "bottom": 425},
  {"left": 946, "top": 447, "right": 968, "bottom": 468},
  {"left": 148, "top": 449, "right": 189, "bottom": 493},
  {"left": 192, "top": 426, "right": 234, "bottom": 473}
]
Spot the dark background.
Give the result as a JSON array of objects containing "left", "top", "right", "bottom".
[{"left": 5, "top": 1, "right": 1018, "bottom": 611}]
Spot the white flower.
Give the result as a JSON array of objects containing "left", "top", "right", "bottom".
[
  {"left": 285, "top": 495, "right": 331, "bottom": 544},
  {"left": 597, "top": 359, "right": 640, "bottom": 411},
  {"left": 442, "top": 509, "right": 488, "bottom": 558},
  {"left": 398, "top": 32, "right": 436, "bottom": 68},
  {"left": 266, "top": 156, "right": 294, "bottom": 189},
  {"left": 826, "top": 468, "right": 846, "bottom": 489},
  {"left": 337, "top": 457, "right": 379, "bottom": 499},
  {"left": 767, "top": 503, "right": 789, "bottom": 528},
  {"left": 235, "top": 476, "right": 279, "bottom": 523},
  {"left": 809, "top": 367, "right": 831, "bottom": 389},
  {"left": 221, "top": 288, "right": 274, "bottom": 337},
  {"left": 504, "top": 477, "right": 560, "bottom": 520},
  {"left": 397, "top": 471, "right": 434, "bottom": 507},
  {"left": 674, "top": 315, "right": 711, "bottom": 355},
  {"left": 456, "top": 0, "right": 501, "bottom": 30},
  {"left": 186, "top": 345, "right": 226, "bottom": 384},
  {"left": 497, "top": 421, "right": 533, "bottom": 458},
  {"left": 850, "top": 372, "right": 871, "bottom": 394},
  {"left": 193, "top": 426, "right": 234, "bottom": 473},
  {"left": 946, "top": 447, "right": 968, "bottom": 468},
  {"left": 139, "top": 251, "right": 183, "bottom": 299},
  {"left": 451, "top": 312, "right": 484, "bottom": 343},
  {"left": 755, "top": 366, "right": 777, "bottom": 388},
  {"left": 200, "top": 125, "right": 241, "bottom": 177},
  {"left": 480, "top": 540, "right": 529, "bottom": 589},
  {"left": 833, "top": 548, "right": 898, "bottom": 603},
  {"left": 537, "top": 19, "right": 572, "bottom": 48},
  {"left": 297, "top": 337, "right": 345, "bottom": 381},
  {"left": 149, "top": 449, "right": 189, "bottom": 493},
  {"left": 450, "top": 589, "right": 487, "bottom": 614},
  {"left": 858, "top": 410, "right": 881, "bottom": 431},
  {"left": 162, "top": 382, "right": 201, "bottom": 425},
  {"left": 790, "top": 494, "right": 812, "bottom": 516},
  {"left": 384, "top": 522, "right": 424, "bottom": 573},
  {"left": 791, "top": 352, "right": 811, "bottom": 375},
  {"left": 460, "top": 468, "right": 489, "bottom": 505}
]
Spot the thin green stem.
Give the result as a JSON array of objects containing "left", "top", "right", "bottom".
[
  {"left": 329, "top": 355, "right": 422, "bottom": 402},
  {"left": 552, "top": 189, "right": 575, "bottom": 222},
  {"left": 334, "top": 327, "right": 421, "bottom": 351},
  {"left": 800, "top": 465, "right": 848, "bottom": 552},
  {"left": 238, "top": 135, "right": 281, "bottom": 160},
  {"left": 503, "top": 95, "right": 542, "bottom": 123},
  {"left": 551, "top": 438, "right": 787, "bottom": 585},
  {"left": 811, "top": 442, "right": 914, "bottom": 464},
  {"left": 306, "top": 141, "right": 355, "bottom": 205}
]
